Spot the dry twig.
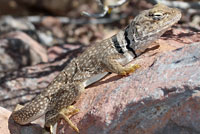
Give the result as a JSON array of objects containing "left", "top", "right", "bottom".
[{"left": 82, "top": 0, "right": 129, "bottom": 18}]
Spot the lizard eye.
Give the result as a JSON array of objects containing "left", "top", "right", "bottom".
[
  {"left": 152, "top": 12, "right": 163, "bottom": 20},
  {"left": 149, "top": 12, "right": 164, "bottom": 20}
]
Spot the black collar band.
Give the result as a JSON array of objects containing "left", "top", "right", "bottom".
[
  {"left": 111, "top": 35, "right": 124, "bottom": 54},
  {"left": 124, "top": 28, "right": 137, "bottom": 58}
]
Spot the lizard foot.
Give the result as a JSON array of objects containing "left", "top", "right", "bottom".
[
  {"left": 45, "top": 106, "right": 80, "bottom": 134},
  {"left": 120, "top": 64, "right": 141, "bottom": 76},
  {"left": 59, "top": 106, "right": 80, "bottom": 133}
]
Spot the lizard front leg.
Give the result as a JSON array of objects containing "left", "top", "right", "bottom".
[{"left": 101, "top": 54, "right": 140, "bottom": 76}]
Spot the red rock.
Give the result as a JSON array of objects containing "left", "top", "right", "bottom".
[
  {"left": 47, "top": 43, "right": 82, "bottom": 61},
  {"left": 3, "top": 31, "right": 48, "bottom": 63},
  {"left": 57, "top": 42, "right": 200, "bottom": 133},
  {"left": 0, "top": 31, "right": 48, "bottom": 72},
  {"left": 0, "top": 28, "right": 199, "bottom": 134}
]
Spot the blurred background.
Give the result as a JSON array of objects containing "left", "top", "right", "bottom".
[{"left": 0, "top": 0, "right": 199, "bottom": 47}]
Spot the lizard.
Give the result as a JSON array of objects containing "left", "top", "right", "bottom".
[{"left": 11, "top": 3, "right": 181, "bottom": 134}]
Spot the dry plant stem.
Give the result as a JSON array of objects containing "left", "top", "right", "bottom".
[{"left": 82, "top": 0, "right": 129, "bottom": 18}]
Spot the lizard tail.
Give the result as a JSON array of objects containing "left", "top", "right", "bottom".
[{"left": 11, "top": 95, "right": 49, "bottom": 125}]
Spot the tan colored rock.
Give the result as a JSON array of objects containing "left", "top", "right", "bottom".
[
  {"left": 0, "top": 107, "right": 11, "bottom": 134},
  {"left": 0, "top": 106, "right": 43, "bottom": 134}
]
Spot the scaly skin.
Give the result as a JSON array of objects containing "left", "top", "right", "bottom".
[{"left": 11, "top": 4, "right": 181, "bottom": 133}]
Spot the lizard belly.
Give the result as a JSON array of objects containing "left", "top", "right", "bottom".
[{"left": 84, "top": 72, "right": 109, "bottom": 87}]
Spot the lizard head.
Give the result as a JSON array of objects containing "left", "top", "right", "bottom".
[{"left": 125, "top": 3, "right": 182, "bottom": 56}]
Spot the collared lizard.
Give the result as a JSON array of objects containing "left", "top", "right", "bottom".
[{"left": 11, "top": 3, "right": 182, "bottom": 134}]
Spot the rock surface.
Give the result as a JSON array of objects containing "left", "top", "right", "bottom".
[
  {"left": 0, "top": 107, "right": 42, "bottom": 134},
  {"left": 0, "top": 31, "right": 47, "bottom": 72},
  {"left": 0, "top": 107, "right": 11, "bottom": 134},
  {"left": 0, "top": 28, "right": 199, "bottom": 134},
  {"left": 59, "top": 42, "right": 200, "bottom": 134}
]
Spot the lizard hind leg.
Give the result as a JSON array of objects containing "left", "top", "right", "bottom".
[
  {"left": 46, "top": 106, "right": 80, "bottom": 134},
  {"left": 45, "top": 82, "right": 85, "bottom": 134},
  {"left": 56, "top": 82, "right": 85, "bottom": 133},
  {"left": 58, "top": 106, "right": 80, "bottom": 133}
]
